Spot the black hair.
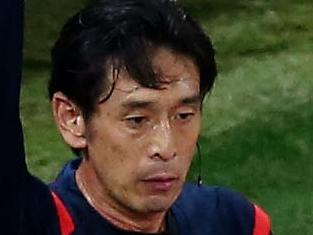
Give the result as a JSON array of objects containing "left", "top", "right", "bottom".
[{"left": 49, "top": 0, "right": 217, "bottom": 120}]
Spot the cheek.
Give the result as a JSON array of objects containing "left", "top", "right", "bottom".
[
  {"left": 176, "top": 119, "right": 201, "bottom": 166},
  {"left": 177, "top": 118, "right": 201, "bottom": 148},
  {"left": 92, "top": 131, "right": 142, "bottom": 180}
]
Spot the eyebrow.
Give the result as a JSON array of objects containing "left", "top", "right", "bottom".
[
  {"left": 121, "top": 94, "right": 201, "bottom": 110},
  {"left": 180, "top": 95, "right": 201, "bottom": 105}
]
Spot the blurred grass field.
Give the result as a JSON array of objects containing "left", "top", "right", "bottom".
[{"left": 21, "top": 0, "right": 313, "bottom": 234}]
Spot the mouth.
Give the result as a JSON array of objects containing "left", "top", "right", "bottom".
[{"left": 141, "top": 174, "right": 179, "bottom": 192}]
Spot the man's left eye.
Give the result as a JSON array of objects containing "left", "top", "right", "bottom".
[{"left": 177, "top": 112, "right": 194, "bottom": 121}]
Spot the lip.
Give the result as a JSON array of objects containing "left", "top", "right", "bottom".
[{"left": 141, "top": 174, "right": 179, "bottom": 192}]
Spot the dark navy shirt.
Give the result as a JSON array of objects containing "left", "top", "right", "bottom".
[{"left": 50, "top": 159, "right": 259, "bottom": 235}]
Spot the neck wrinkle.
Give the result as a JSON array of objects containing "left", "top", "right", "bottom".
[{"left": 75, "top": 161, "right": 166, "bottom": 233}]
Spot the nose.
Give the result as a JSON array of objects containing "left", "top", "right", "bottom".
[{"left": 148, "top": 121, "right": 177, "bottom": 161}]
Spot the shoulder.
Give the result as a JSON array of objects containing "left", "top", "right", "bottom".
[
  {"left": 172, "top": 184, "right": 271, "bottom": 235},
  {"left": 175, "top": 184, "right": 253, "bottom": 219}
]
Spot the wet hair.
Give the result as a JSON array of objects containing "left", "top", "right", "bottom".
[{"left": 49, "top": 0, "right": 217, "bottom": 120}]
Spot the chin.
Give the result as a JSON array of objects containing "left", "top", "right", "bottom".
[
  {"left": 140, "top": 200, "right": 172, "bottom": 213},
  {"left": 138, "top": 193, "right": 180, "bottom": 214},
  {"left": 125, "top": 181, "right": 184, "bottom": 214}
]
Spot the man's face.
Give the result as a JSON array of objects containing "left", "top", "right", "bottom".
[{"left": 84, "top": 47, "right": 201, "bottom": 215}]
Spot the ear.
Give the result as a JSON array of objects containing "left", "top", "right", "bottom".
[{"left": 52, "top": 92, "right": 87, "bottom": 149}]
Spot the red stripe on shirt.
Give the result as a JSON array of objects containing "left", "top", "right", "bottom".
[
  {"left": 253, "top": 204, "right": 271, "bottom": 235},
  {"left": 51, "top": 191, "right": 75, "bottom": 235}
]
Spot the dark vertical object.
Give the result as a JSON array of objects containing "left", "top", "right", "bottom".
[
  {"left": 0, "top": 0, "right": 27, "bottom": 233},
  {"left": 0, "top": 1, "right": 60, "bottom": 234}
]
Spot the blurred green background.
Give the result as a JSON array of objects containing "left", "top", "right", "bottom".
[{"left": 21, "top": 0, "right": 313, "bottom": 234}]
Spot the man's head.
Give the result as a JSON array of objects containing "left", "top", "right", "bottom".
[
  {"left": 49, "top": 0, "right": 216, "bottom": 221},
  {"left": 49, "top": 0, "right": 216, "bottom": 121}
]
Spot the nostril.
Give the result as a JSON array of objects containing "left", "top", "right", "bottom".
[
  {"left": 150, "top": 152, "right": 177, "bottom": 161},
  {"left": 172, "top": 152, "right": 177, "bottom": 159},
  {"left": 150, "top": 153, "right": 161, "bottom": 160}
]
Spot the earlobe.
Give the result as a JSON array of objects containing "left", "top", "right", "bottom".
[{"left": 52, "top": 92, "right": 87, "bottom": 149}]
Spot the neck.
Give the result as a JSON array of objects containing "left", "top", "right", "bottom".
[{"left": 76, "top": 160, "right": 167, "bottom": 233}]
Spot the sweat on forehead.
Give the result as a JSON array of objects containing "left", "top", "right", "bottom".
[
  {"left": 99, "top": 47, "right": 199, "bottom": 97},
  {"left": 113, "top": 77, "right": 200, "bottom": 94}
]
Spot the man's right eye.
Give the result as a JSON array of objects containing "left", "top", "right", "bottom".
[{"left": 125, "top": 116, "right": 147, "bottom": 129}]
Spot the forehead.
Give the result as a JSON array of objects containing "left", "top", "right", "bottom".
[{"left": 114, "top": 47, "right": 200, "bottom": 95}]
